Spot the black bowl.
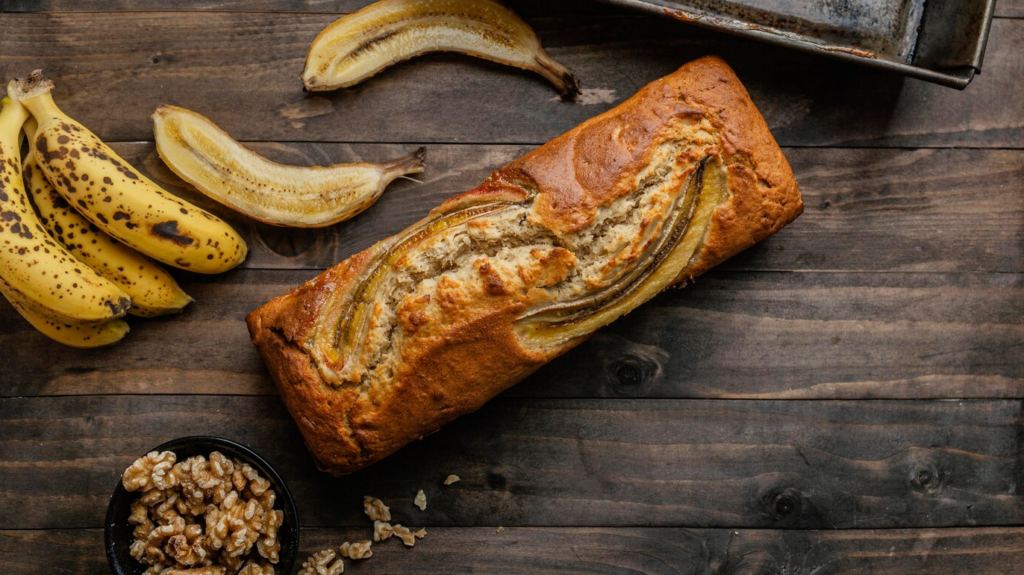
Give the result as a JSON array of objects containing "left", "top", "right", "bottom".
[{"left": 105, "top": 436, "right": 300, "bottom": 575}]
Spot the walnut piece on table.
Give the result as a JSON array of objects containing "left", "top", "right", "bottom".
[
  {"left": 391, "top": 524, "right": 426, "bottom": 547},
  {"left": 339, "top": 540, "right": 373, "bottom": 560},
  {"left": 414, "top": 489, "right": 427, "bottom": 511},
  {"left": 373, "top": 520, "right": 393, "bottom": 542},
  {"left": 298, "top": 549, "right": 344, "bottom": 575},
  {"left": 363, "top": 496, "right": 391, "bottom": 522},
  {"left": 443, "top": 474, "right": 460, "bottom": 485}
]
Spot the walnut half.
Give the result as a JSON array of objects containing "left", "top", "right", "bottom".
[
  {"left": 298, "top": 549, "right": 344, "bottom": 575},
  {"left": 339, "top": 540, "right": 372, "bottom": 560},
  {"left": 363, "top": 496, "right": 391, "bottom": 522}
]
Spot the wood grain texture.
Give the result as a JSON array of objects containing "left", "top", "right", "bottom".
[
  {"left": 6, "top": 0, "right": 1020, "bottom": 20},
  {"left": 998, "top": 0, "right": 1024, "bottom": 17},
  {"left": 4, "top": 526, "right": 1024, "bottom": 575},
  {"left": 0, "top": 4, "right": 1021, "bottom": 573},
  {"left": 0, "top": 13, "right": 1020, "bottom": 148},
  {"left": 93, "top": 143, "right": 1024, "bottom": 272},
  {"left": 2, "top": 396, "right": 1023, "bottom": 529},
  {"left": 1, "top": 0, "right": 625, "bottom": 15},
  {"left": 0, "top": 270, "right": 1021, "bottom": 399}
]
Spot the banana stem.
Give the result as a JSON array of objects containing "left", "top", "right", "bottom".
[
  {"left": 7, "top": 70, "right": 54, "bottom": 103},
  {"left": 383, "top": 147, "right": 427, "bottom": 180},
  {"left": 18, "top": 90, "right": 61, "bottom": 123},
  {"left": 534, "top": 54, "right": 581, "bottom": 99},
  {"left": 8, "top": 71, "right": 62, "bottom": 123}
]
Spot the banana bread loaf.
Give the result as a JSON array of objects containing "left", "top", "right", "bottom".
[{"left": 247, "top": 56, "right": 803, "bottom": 474}]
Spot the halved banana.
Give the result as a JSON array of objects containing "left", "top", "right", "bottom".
[
  {"left": 9, "top": 71, "right": 248, "bottom": 274},
  {"left": 515, "top": 158, "right": 729, "bottom": 349},
  {"left": 302, "top": 0, "right": 581, "bottom": 97},
  {"left": 153, "top": 105, "right": 426, "bottom": 228},
  {"left": 23, "top": 119, "right": 193, "bottom": 317}
]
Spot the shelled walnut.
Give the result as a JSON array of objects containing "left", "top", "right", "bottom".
[
  {"left": 362, "top": 496, "right": 390, "bottom": 522},
  {"left": 298, "top": 549, "right": 344, "bottom": 575},
  {"left": 339, "top": 540, "right": 372, "bottom": 560},
  {"left": 122, "top": 450, "right": 285, "bottom": 575},
  {"left": 391, "top": 524, "right": 426, "bottom": 547}
]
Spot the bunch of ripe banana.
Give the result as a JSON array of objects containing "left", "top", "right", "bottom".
[{"left": 0, "top": 72, "right": 247, "bottom": 348}]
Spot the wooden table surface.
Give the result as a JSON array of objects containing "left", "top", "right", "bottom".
[{"left": 1, "top": 1, "right": 1022, "bottom": 573}]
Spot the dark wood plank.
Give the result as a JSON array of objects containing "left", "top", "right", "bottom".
[
  {"left": 3, "top": 0, "right": 626, "bottom": 16},
  {"left": 999, "top": 0, "right": 1024, "bottom": 17},
  {"left": 4, "top": 526, "right": 1024, "bottom": 575},
  {"left": 0, "top": 13, "right": 1020, "bottom": 147},
  {"left": 7, "top": 0, "right": 1020, "bottom": 19},
  {"left": 1, "top": 396, "right": 1022, "bottom": 529},
  {"left": 1, "top": 270, "right": 1021, "bottom": 399},
  {"left": 100, "top": 143, "right": 1024, "bottom": 272}
]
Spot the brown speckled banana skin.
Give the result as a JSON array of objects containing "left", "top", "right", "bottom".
[
  {"left": 23, "top": 119, "right": 192, "bottom": 317},
  {"left": 0, "top": 95, "right": 131, "bottom": 326},
  {"left": 10, "top": 71, "right": 248, "bottom": 274}
]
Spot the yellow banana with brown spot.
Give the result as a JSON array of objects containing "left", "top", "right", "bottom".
[
  {"left": 0, "top": 94, "right": 131, "bottom": 326},
  {"left": 10, "top": 71, "right": 248, "bottom": 274},
  {"left": 1, "top": 281, "right": 129, "bottom": 348},
  {"left": 23, "top": 119, "right": 193, "bottom": 317},
  {"left": 302, "top": 0, "right": 581, "bottom": 97}
]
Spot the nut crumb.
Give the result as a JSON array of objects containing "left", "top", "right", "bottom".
[
  {"left": 373, "top": 520, "right": 393, "bottom": 542},
  {"left": 363, "top": 496, "right": 391, "bottom": 522},
  {"left": 443, "top": 475, "right": 460, "bottom": 485},
  {"left": 391, "top": 524, "right": 426, "bottom": 547},
  {"left": 496, "top": 526, "right": 504, "bottom": 534},
  {"left": 298, "top": 549, "right": 343, "bottom": 575},
  {"left": 339, "top": 540, "right": 372, "bottom": 560},
  {"left": 414, "top": 489, "right": 426, "bottom": 511}
]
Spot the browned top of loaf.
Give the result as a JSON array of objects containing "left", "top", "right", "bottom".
[{"left": 247, "top": 56, "right": 802, "bottom": 474}]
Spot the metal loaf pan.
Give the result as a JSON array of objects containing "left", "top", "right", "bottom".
[{"left": 598, "top": 0, "right": 997, "bottom": 89}]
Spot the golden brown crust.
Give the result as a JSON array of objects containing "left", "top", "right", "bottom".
[
  {"left": 247, "top": 56, "right": 802, "bottom": 474},
  {"left": 673, "top": 57, "right": 803, "bottom": 277}
]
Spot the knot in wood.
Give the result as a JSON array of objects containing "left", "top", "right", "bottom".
[
  {"left": 613, "top": 359, "right": 644, "bottom": 387},
  {"left": 909, "top": 463, "right": 943, "bottom": 493},
  {"left": 605, "top": 353, "right": 660, "bottom": 396},
  {"left": 760, "top": 487, "right": 817, "bottom": 527}
]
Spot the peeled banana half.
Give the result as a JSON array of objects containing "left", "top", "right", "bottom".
[
  {"left": 303, "top": 0, "right": 581, "bottom": 97},
  {"left": 0, "top": 95, "right": 131, "bottom": 325},
  {"left": 9, "top": 71, "right": 248, "bottom": 274},
  {"left": 154, "top": 105, "right": 426, "bottom": 228},
  {"left": 23, "top": 119, "right": 193, "bottom": 317}
]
